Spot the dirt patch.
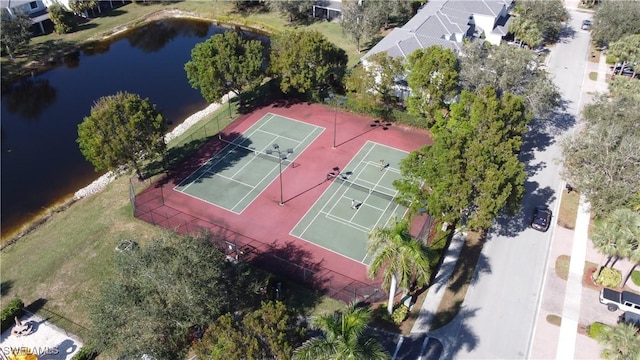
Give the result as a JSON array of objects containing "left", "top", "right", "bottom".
[{"left": 555, "top": 255, "right": 601, "bottom": 291}]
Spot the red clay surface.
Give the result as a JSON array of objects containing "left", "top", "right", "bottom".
[{"left": 135, "top": 102, "right": 433, "bottom": 302}]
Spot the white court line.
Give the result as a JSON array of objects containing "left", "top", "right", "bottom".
[
  {"left": 204, "top": 170, "right": 256, "bottom": 188},
  {"left": 255, "top": 128, "right": 305, "bottom": 144},
  {"left": 364, "top": 160, "right": 401, "bottom": 174},
  {"left": 292, "top": 142, "right": 376, "bottom": 238},
  {"left": 325, "top": 212, "right": 370, "bottom": 232}
]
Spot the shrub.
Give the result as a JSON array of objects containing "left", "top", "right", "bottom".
[
  {"left": 632, "top": 270, "right": 640, "bottom": 287},
  {"left": 391, "top": 304, "right": 409, "bottom": 325},
  {"left": 0, "top": 297, "right": 24, "bottom": 333},
  {"left": 588, "top": 321, "right": 611, "bottom": 340},
  {"left": 71, "top": 345, "right": 98, "bottom": 360},
  {"left": 596, "top": 267, "right": 622, "bottom": 288},
  {"left": 48, "top": 4, "right": 73, "bottom": 34}
]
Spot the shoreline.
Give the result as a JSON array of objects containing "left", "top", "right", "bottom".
[
  {"left": 2, "top": 94, "right": 233, "bottom": 249},
  {"left": 1, "top": 7, "right": 263, "bottom": 246}
]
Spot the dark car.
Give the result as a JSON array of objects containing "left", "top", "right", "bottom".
[
  {"left": 531, "top": 205, "right": 552, "bottom": 232},
  {"left": 581, "top": 19, "right": 592, "bottom": 30}
]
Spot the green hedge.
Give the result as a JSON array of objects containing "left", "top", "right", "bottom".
[
  {"left": 588, "top": 321, "right": 611, "bottom": 339},
  {"left": 596, "top": 267, "right": 622, "bottom": 288},
  {"left": 1, "top": 297, "right": 24, "bottom": 333}
]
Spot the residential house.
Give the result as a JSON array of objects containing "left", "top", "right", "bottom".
[
  {"left": 361, "top": 0, "right": 513, "bottom": 99},
  {"left": 0, "top": 0, "right": 49, "bottom": 33},
  {"left": 312, "top": 0, "right": 342, "bottom": 21}
]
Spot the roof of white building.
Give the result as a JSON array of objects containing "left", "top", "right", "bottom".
[{"left": 363, "top": 0, "right": 513, "bottom": 62}]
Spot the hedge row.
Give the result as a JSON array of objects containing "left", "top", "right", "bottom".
[{"left": 1, "top": 297, "right": 24, "bottom": 333}]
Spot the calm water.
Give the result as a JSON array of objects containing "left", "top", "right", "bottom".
[{"left": 0, "top": 18, "right": 263, "bottom": 238}]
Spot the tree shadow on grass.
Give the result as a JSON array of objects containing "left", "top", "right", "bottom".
[{"left": 0, "top": 280, "right": 13, "bottom": 297}]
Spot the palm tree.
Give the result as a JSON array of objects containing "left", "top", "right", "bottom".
[
  {"left": 292, "top": 302, "right": 390, "bottom": 360},
  {"left": 597, "top": 322, "right": 640, "bottom": 360},
  {"left": 591, "top": 209, "right": 639, "bottom": 280},
  {"left": 367, "top": 219, "right": 434, "bottom": 315}
]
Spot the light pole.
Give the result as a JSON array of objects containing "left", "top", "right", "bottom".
[
  {"left": 325, "top": 93, "right": 346, "bottom": 149},
  {"left": 266, "top": 144, "right": 293, "bottom": 206}
]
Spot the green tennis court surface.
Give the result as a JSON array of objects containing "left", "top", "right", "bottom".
[
  {"left": 291, "top": 141, "right": 408, "bottom": 264},
  {"left": 175, "top": 113, "right": 324, "bottom": 213}
]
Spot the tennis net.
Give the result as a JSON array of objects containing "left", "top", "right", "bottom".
[
  {"left": 336, "top": 176, "right": 396, "bottom": 202},
  {"left": 218, "top": 136, "right": 293, "bottom": 166}
]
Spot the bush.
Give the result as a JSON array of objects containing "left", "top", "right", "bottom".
[
  {"left": 48, "top": 4, "right": 73, "bottom": 34},
  {"left": 71, "top": 345, "right": 98, "bottom": 360},
  {"left": 632, "top": 270, "right": 640, "bottom": 286},
  {"left": 588, "top": 321, "right": 611, "bottom": 340},
  {"left": 391, "top": 304, "right": 409, "bottom": 325},
  {"left": 0, "top": 297, "right": 24, "bottom": 333},
  {"left": 596, "top": 267, "right": 622, "bottom": 288}
]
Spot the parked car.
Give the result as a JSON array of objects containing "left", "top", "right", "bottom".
[
  {"left": 600, "top": 288, "right": 640, "bottom": 314},
  {"left": 531, "top": 205, "right": 552, "bottom": 232},
  {"left": 581, "top": 19, "right": 592, "bottom": 30}
]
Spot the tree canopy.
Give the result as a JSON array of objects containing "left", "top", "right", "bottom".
[
  {"left": 88, "top": 231, "right": 263, "bottom": 359},
  {"left": 405, "top": 46, "right": 459, "bottom": 127},
  {"left": 561, "top": 94, "right": 640, "bottom": 217},
  {"left": 597, "top": 322, "right": 640, "bottom": 360},
  {"left": 267, "top": 0, "right": 313, "bottom": 22},
  {"left": 0, "top": 9, "right": 32, "bottom": 59},
  {"left": 609, "top": 75, "right": 640, "bottom": 102},
  {"left": 591, "top": 0, "right": 640, "bottom": 46},
  {"left": 77, "top": 91, "right": 166, "bottom": 180},
  {"left": 340, "top": 0, "right": 384, "bottom": 53},
  {"left": 185, "top": 31, "right": 264, "bottom": 105},
  {"left": 395, "top": 87, "right": 530, "bottom": 230},
  {"left": 509, "top": 0, "right": 568, "bottom": 46},
  {"left": 293, "top": 302, "right": 390, "bottom": 360},
  {"left": 345, "top": 52, "right": 403, "bottom": 120},
  {"left": 459, "top": 42, "right": 560, "bottom": 118},
  {"left": 269, "top": 30, "right": 347, "bottom": 98},
  {"left": 195, "top": 301, "right": 305, "bottom": 359}
]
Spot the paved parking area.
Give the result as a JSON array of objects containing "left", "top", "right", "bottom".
[{"left": 0, "top": 313, "right": 83, "bottom": 359}]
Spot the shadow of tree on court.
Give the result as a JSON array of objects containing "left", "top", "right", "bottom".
[{"left": 153, "top": 132, "right": 256, "bottom": 187}]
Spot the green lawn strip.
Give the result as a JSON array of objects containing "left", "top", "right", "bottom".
[
  {"left": 557, "top": 190, "right": 580, "bottom": 229},
  {"left": 554, "top": 255, "right": 600, "bottom": 291}
]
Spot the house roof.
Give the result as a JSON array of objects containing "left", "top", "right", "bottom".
[
  {"left": 0, "top": 0, "right": 35, "bottom": 8},
  {"left": 313, "top": 0, "right": 342, "bottom": 11},
  {"left": 363, "top": 0, "right": 512, "bottom": 62}
]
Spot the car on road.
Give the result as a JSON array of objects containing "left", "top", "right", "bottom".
[
  {"left": 531, "top": 205, "right": 552, "bottom": 232},
  {"left": 581, "top": 20, "right": 592, "bottom": 30}
]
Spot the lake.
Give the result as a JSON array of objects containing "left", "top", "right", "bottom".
[{"left": 0, "top": 17, "right": 265, "bottom": 239}]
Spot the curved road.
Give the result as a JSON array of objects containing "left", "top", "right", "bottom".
[{"left": 429, "top": 10, "right": 593, "bottom": 360}]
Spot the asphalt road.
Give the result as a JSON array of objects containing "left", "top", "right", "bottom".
[{"left": 427, "top": 11, "right": 592, "bottom": 360}]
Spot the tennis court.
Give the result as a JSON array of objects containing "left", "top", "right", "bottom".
[
  {"left": 175, "top": 113, "right": 324, "bottom": 213},
  {"left": 290, "top": 141, "right": 408, "bottom": 264}
]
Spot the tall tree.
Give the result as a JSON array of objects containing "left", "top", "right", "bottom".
[
  {"left": 345, "top": 51, "right": 403, "bottom": 120},
  {"left": 48, "top": 3, "right": 73, "bottom": 34},
  {"left": 591, "top": 215, "right": 627, "bottom": 280},
  {"left": 459, "top": 42, "right": 560, "bottom": 118},
  {"left": 609, "top": 75, "right": 640, "bottom": 102},
  {"left": 77, "top": 91, "right": 166, "bottom": 180},
  {"left": 88, "top": 232, "right": 262, "bottom": 359},
  {"left": 396, "top": 87, "right": 529, "bottom": 230},
  {"left": 340, "top": 0, "right": 384, "bottom": 53},
  {"left": 591, "top": 0, "right": 640, "bottom": 47},
  {"left": 597, "top": 322, "right": 640, "bottom": 360},
  {"left": 0, "top": 8, "right": 32, "bottom": 59},
  {"left": 561, "top": 95, "right": 640, "bottom": 217},
  {"left": 509, "top": 0, "right": 568, "bottom": 46},
  {"left": 405, "top": 46, "right": 459, "bottom": 127},
  {"left": 185, "top": 31, "right": 264, "bottom": 106},
  {"left": 367, "top": 219, "right": 433, "bottom": 315},
  {"left": 269, "top": 30, "right": 347, "bottom": 97},
  {"left": 293, "top": 302, "right": 390, "bottom": 360},
  {"left": 267, "top": 0, "right": 313, "bottom": 22},
  {"left": 195, "top": 301, "right": 304, "bottom": 359},
  {"left": 608, "top": 34, "right": 640, "bottom": 78}
]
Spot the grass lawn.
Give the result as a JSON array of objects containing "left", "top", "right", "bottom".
[
  {"left": 554, "top": 255, "right": 600, "bottom": 291},
  {"left": 557, "top": 189, "right": 580, "bottom": 229}
]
